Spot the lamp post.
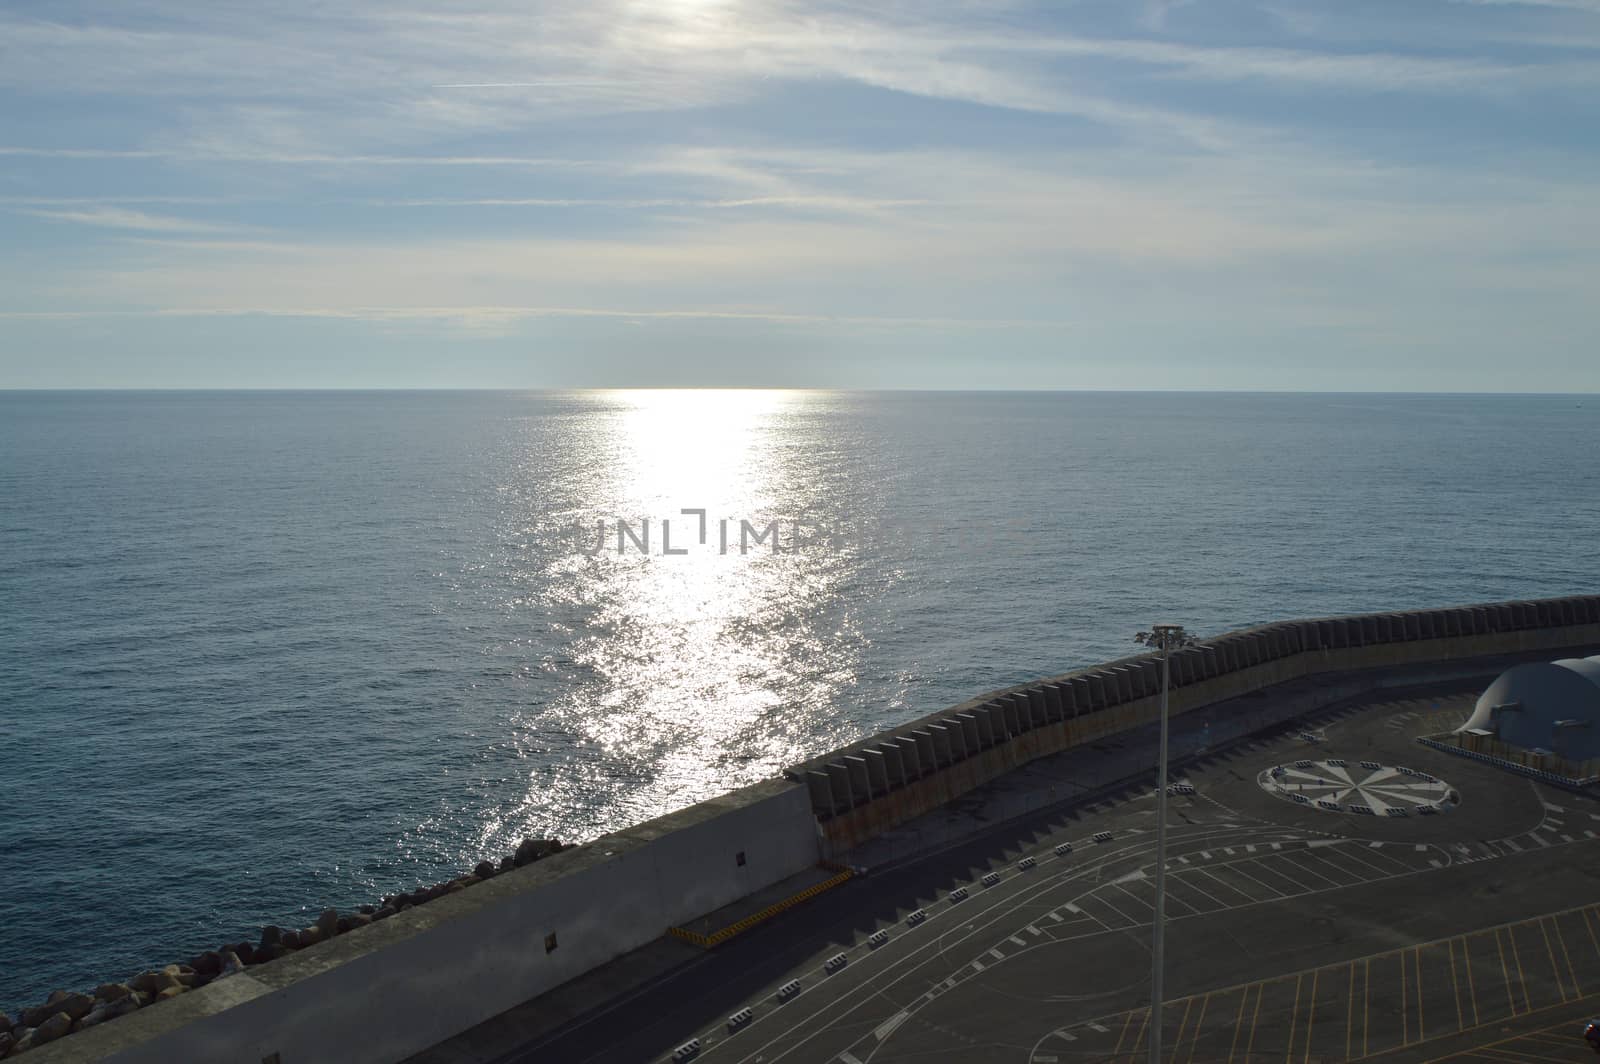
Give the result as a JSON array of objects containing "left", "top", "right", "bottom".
[{"left": 1136, "top": 622, "right": 1192, "bottom": 1064}]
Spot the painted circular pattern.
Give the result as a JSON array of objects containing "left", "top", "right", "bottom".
[{"left": 1257, "top": 759, "right": 1457, "bottom": 817}]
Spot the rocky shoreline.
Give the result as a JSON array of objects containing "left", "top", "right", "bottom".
[{"left": 0, "top": 837, "right": 564, "bottom": 1059}]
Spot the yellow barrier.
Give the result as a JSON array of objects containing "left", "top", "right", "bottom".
[{"left": 668, "top": 867, "right": 854, "bottom": 949}]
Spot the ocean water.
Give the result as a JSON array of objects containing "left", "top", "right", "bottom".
[{"left": 1, "top": 390, "right": 1596, "bottom": 1012}]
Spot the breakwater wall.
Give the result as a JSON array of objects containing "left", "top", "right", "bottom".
[
  {"left": 17, "top": 594, "right": 1600, "bottom": 1063},
  {"left": 790, "top": 594, "right": 1600, "bottom": 852}
]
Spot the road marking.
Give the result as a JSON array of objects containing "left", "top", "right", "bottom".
[
  {"left": 1065, "top": 903, "right": 1081, "bottom": 914},
  {"left": 1495, "top": 927, "right": 1517, "bottom": 1016},
  {"left": 1201, "top": 850, "right": 1212, "bottom": 859},
  {"left": 1503, "top": 838, "right": 1523, "bottom": 852},
  {"left": 1170, "top": 996, "right": 1194, "bottom": 1064},
  {"left": 1415, "top": 844, "right": 1428, "bottom": 852},
  {"left": 1049, "top": 911, "right": 1064, "bottom": 923},
  {"left": 1414, "top": 946, "right": 1425, "bottom": 1040},
  {"left": 971, "top": 959, "right": 985, "bottom": 972},
  {"left": 1271, "top": 842, "right": 1282, "bottom": 850},
  {"left": 1229, "top": 986, "right": 1249, "bottom": 1063},
  {"left": 1302, "top": 968, "right": 1319, "bottom": 1063},
  {"left": 1368, "top": 840, "right": 1384, "bottom": 848},
  {"left": 1400, "top": 947, "right": 1409, "bottom": 1045},
  {"left": 1364, "top": 958, "right": 1371, "bottom": 1057},
  {"left": 1026, "top": 925, "right": 1041, "bottom": 937},
  {"left": 1246, "top": 844, "right": 1256, "bottom": 853},
  {"left": 839, "top": 1051, "right": 865, "bottom": 1064},
  {"left": 1112, "top": 1010, "right": 1135, "bottom": 1059},
  {"left": 1130, "top": 1007, "right": 1152, "bottom": 1061},
  {"left": 1186, "top": 992, "right": 1211, "bottom": 1064},
  {"left": 1448, "top": 938, "right": 1465, "bottom": 1031},
  {"left": 1172, "top": 871, "right": 1228, "bottom": 908},
  {"left": 1224, "top": 847, "right": 1235, "bottom": 855},
  {"left": 988, "top": 947, "right": 1005, "bottom": 960},
  {"left": 873, "top": 1011, "right": 908, "bottom": 1041},
  {"left": 1245, "top": 983, "right": 1264, "bottom": 1060},
  {"left": 1088, "top": 1022, "right": 1109, "bottom": 1033},
  {"left": 1429, "top": 858, "right": 1443, "bottom": 868},
  {"left": 1177, "top": 855, "right": 1190, "bottom": 864},
  {"left": 1462, "top": 935, "right": 1480, "bottom": 1026},
  {"left": 1545, "top": 801, "right": 1565, "bottom": 812},
  {"left": 1508, "top": 924, "right": 1532, "bottom": 1012}
]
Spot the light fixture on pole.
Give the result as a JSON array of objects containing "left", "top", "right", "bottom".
[{"left": 1135, "top": 622, "right": 1193, "bottom": 1064}]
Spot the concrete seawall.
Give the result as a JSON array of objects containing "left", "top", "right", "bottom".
[
  {"left": 25, "top": 593, "right": 1599, "bottom": 1063},
  {"left": 792, "top": 595, "right": 1600, "bottom": 854}
]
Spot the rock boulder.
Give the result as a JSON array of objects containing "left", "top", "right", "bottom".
[
  {"left": 316, "top": 908, "right": 340, "bottom": 940},
  {"left": 33, "top": 1011, "right": 73, "bottom": 1045}
]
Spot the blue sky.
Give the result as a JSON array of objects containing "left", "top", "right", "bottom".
[{"left": 1, "top": 0, "right": 1597, "bottom": 389}]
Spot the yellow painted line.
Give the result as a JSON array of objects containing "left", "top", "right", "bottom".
[
  {"left": 1185, "top": 991, "right": 1210, "bottom": 1064},
  {"left": 1170, "top": 996, "right": 1193, "bottom": 1064},
  {"left": 1364, "top": 957, "right": 1371, "bottom": 1058},
  {"left": 1285, "top": 973, "right": 1303, "bottom": 1063},
  {"left": 1448, "top": 938, "right": 1465, "bottom": 1031},
  {"left": 1550, "top": 916, "right": 1582, "bottom": 998},
  {"left": 1245, "top": 984, "right": 1264, "bottom": 1062},
  {"left": 1228, "top": 987, "right": 1249, "bottom": 1064},
  {"left": 1415, "top": 945, "right": 1425, "bottom": 1039},
  {"left": 1462, "top": 934, "right": 1481, "bottom": 1026},
  {"left": 1113, "top": 1009, "right": 1135, "bottom": 1060},
  {"left": 1129, "top": 1007, "right": 1152, "bottom": 1064},
  {"left": 1302, "top": 967, "right": 1319, "bottom": 1064},
  {"left": 1582, "top": 906, "right": 1600, "bottom": 964},
  {"left": 1401, "top": 947, "right": 1409, "bottom": 1045},
  {"left": 1495, "top": 928, "right": 1517, "bottom": 1016},
  {"left": 1507, "top": 924, "right": 1532, "bottom": 1013},
  {"left": 667, "top": 867, "right": 853, "bottom": 949},
  {"left": 1346, "top": 961, "right": 1356, "bottom": 1061},
  {"left": 1536, "top": 918, "right": 1565, "bottom": 1002}
]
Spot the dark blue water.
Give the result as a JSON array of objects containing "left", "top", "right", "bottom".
[{"left": 2, "top": 390, "right": 1596, "bottom": 1012}]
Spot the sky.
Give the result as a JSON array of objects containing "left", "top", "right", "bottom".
[{"left": 1, "top": 0, "right": 1597, "bottom": 390}]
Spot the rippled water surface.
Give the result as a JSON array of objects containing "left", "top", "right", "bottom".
[{"left": 2, "top": 390, "right": 1597, "bottom": 1010}]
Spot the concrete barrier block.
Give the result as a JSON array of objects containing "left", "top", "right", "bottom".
[
  {"left": 877, "top": 744, "right": 905, "bottom": 790},
  {"left": 897, "top": 736, "right": 923, "bottom": 781},
  {"left": 1043, "top": 683, "right": 1066, "bottom": 722},
  {"left": 824, "top": 952, "right": 848, "bottom": 974},
  {"left": 913, "top": 729, "right": 937, "bottom": 771},
  {"left": 673, "top": 1038, "right": 702, "bottom": 1061},
  {"left": 1093, "top": 831, "right": 1113, "bottom": 843},
  {"left": 929, "top": 723, "right": 956, "bottom": 765},
  {"left": 868, "top": 929, "right": 891, "bottom": 949},
  {"left": 845, "top": 756, "right": 873, "bottom": 801},
  {"left": 1054, "top": 842, "right": 1073, "bottom": 856},
  {"left": 982, "top": 871, "right": 1001, "bottom": 888},
  {"left": 806, "top": 771, "right": 835, "bottom": 817},
  {"left": 949, "top": 886, "right": 969, "bottom": 903},
  {"left": 1086, "top": 673, "right": 1107, "bottom": 710},
  {"left": 727, "top": 1008, "right": 754, "bottom": 1033},
  {"left": 958, "top": 712, "right": 984, "bottom": 752},
  {"left": 906, "top": 908, "right": 927, "bottom": 926},
  {"left": 864, "top": 749, "right": 891, "bottom": 796},
  {"left": 776, "top": 979, "right": 802, "bottom": 1003},
  {"left": 1070, "top": 677, "right": 1092, "bottom": 713},
  {"left": 826, "top": 762, "right": 854, "bottom": 812},
  {"left": 1018, "top": 856, "right": 1037, "bottom": 871}
]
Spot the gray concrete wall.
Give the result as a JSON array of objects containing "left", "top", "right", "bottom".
[
  {"left": 791, "top": 594, "right": 1600, "bottom": 851},
  {"left": 29, "top": 780, "right": 818, "bottom": 1064},
  {"left": 29, "top": 594, "right": 1600, "bottom": 1063}
]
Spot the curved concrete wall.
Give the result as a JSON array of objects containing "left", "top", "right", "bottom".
[
  {"left": 29, "top": 593, "right": 1599, "bottom": 1064},
  {"left": 790, "top": 595, "right": 1600, "bottom": 851}
]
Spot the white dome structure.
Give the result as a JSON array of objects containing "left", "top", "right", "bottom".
[{"left": 1459, "top": 656, "right": 1600, "bottom": 761}]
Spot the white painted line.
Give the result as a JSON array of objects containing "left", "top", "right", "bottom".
[
  {"left": 971, "top": 960, "right": 986, "bottom": 972},
  {"left": 1308, "top": 839, "right": 1339, "bottom": 848},
  {"left": 1562, "top": 834, "right": 1575, "bottom": 843},
  {"left": 873, "top": 1011, "right": 909, "bottom": 1042},
  {"left": 1171, "top": 872, "right": 1227, "bottom": 908},
  {"left": 1369, "top": 841, "right": 1384, "bottom": 848},
  {"left": 1547, "top": 801, "right": 1566, "bottom": 812},
  {"left": 1246, "top": 844, "right": 1257, "bottom": 853},
  {"left": 988, "top": 948, "right": 1004, "bottom": 960},
  {"left": 1200, "top": 850, "right": 1212, "bottom": 859},
  {"left": 1058, "top": 1031, "right": 1077, "bottom": 1041},
  {"left": 840, "top": 1051, "right": 866, "bottom": 1064},
  {"left": 1535, "top": 835, "right": 1552, "bottom": 847},
  {"left": 1504, "top": 838, "right": 1523, "bottom": 852},
  {"left": 1177, "top": 855, "right": 1190, "bottom": 864},
  {"left": 1089, "top": 1022, "right": 1110, "bottom": 1033},
  {"left": 1415, "top": 844, "right": 1428, "bottom": 852},
  {"left": 1027, "top": 925, "right": 1042, "bottom": 936},
  {"left": 1429, "top": 859, "right": 1442, "bottom": 868},
  {"left": 1065, "top": 903, "right": 1082, "bottom": 914},
  {"left": 1271, "top": 842, "right": 1282, "bottom": 850},
  {"left": 1049, "top": 912, "right": 1065, "bottom": 923},
  {"left": 1033, "top": 1056, "right": 1058, "bottom": 1063},
  {"left": 1586, "top": 831, "right": 1596, "bottom": 840},
  {"left": 1223, "top": 847, "right": 1235, "bottom": 855},
  {"left": 1548, "top": 818, "right": 1565, "bottom": 829},
  {"left": 1009, "top": 935, "right": 1026, "bottom": 947}
]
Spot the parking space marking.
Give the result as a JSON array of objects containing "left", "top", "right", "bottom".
[
  {"left": 1185, "top": 992, "right": 1210, "bottom": 1064},
  {"left": 1536, "top": 919, "right": 1566, "bottom": 1002},
  {"left": 1548, "top": 916, "right": 1581, "bottom": 998},
  {"left": 1169, "top": 996, "right": 1194, "bottom": 1063},
  {"left": 1229, "top": 983, "right": 1251, "bottom": 1063},
  {"left": 1167, "top": 871, "right": 1227, "bottom": 910},
  {"left": 1448, "top": 938, "right": 1466, "bottom": 1031},
  {"left": 1461, "top": 935, "right": 1481, "bottom": 1026},
  {"left": 1494, "top": 927, "right": 1518, "bottom": 1016}
]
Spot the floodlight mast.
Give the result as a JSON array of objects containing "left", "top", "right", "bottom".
[{"left": 1135, "top": 622, "right": 1192, "bottom": 1064}]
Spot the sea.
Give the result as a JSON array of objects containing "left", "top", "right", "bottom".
[{"left": 2, "top": 390, "right": 1596, "bottom": 1013}]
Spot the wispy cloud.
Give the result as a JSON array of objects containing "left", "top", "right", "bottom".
[{"left": 15, "top": 206, "right": 246, "bottom": 233}]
